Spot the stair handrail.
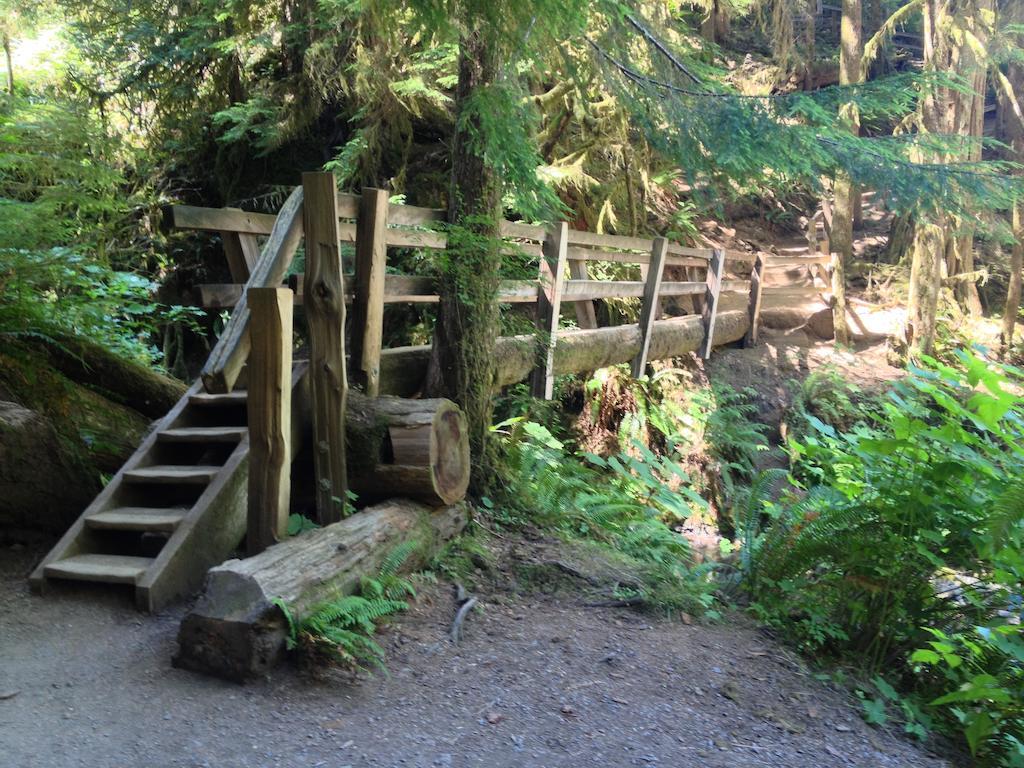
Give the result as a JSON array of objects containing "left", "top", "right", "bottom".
[{"left": 201, "top": 186, "right": 305, "bottom": 394}]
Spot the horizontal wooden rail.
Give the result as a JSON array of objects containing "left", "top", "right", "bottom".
[{"left": 197, "top": 276, "right": 540, "bottom": 309}]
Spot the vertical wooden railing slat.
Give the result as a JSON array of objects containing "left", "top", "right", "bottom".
[
  {"left": 302, "top": 172, "right": 349, "bottom": 525},
  {"left": 246, "top": 286, "right": 293, "bottom": 554},
  {"left": 744, "top": 253, "right": 766, "bottom": 348},
  {"left": 631, "top": 237, "right": 668, "bottom": 377},
  {"left": 351, "top": 187, "right": 389, "bottom": 397},
  {"left": 700, "top": 248, "right": 725, "bottom": 359},
  {"left": 531, "top": 222, "right": 569, "bottom": 399},
  {"left": 219, "top": 231, "right": 251, "bottom": 283}
]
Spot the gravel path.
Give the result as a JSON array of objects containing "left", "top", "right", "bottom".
[{"left": 0, "top": 545, "right": 952, "bottom": 768}]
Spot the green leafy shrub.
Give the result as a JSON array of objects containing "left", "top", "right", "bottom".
[{"left": 747, "top": 351, "right": 1024, "bottom": 764}]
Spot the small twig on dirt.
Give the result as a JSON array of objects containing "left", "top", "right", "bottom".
[
  {"left": 455, "top": 582, "right": 468, "bottom": 603},
  {"left": 450, "top": 596, "right": 478, "bottom": 645}
]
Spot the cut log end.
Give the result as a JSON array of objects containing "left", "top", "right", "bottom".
[{"left": 431, "top": 403, "right": 471, "bottom": 505}]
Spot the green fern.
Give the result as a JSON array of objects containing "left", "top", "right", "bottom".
[{"left": 273, "top": 542, "right": 420, "bottom": 672}]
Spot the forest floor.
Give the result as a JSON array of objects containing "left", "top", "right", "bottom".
[{"left": 1, "top": 529, "right": 952, "bottom": 768}]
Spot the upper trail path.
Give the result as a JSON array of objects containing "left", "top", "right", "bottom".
[{"left": 1, "top": 541, "right": 949, "bottom": 768}]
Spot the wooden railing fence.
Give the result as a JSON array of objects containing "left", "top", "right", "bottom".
[{"left": 169, "top": 175, "right": 834, "bottom": 544}]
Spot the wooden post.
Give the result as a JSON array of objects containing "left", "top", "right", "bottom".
[
  {"left": 700, "top": 248, "right": 725, "bottom": 359},
  {"left": 631, "top": 237, "right": 668, "bottom": 377},
  {"left": 568, "top": 258, "right": 598, "bottom": 329},
  {"left": 219, "top": 231, "right": 251, "bottom": 283},
  {"left": 246, "top": 287, "right": 293, "bottom": 555},
  {"left": 302, "top": 172, "right": 348, "bottom": 525},
  {"left": 744, "top": 253, "right": 766, "bottom": 348},
  {"left": 238, "top": 233, "right": 261, "bottom": 273},
  {"left": 531, "top": 221, "right": 569, "bottom": 399},
  {"left": 350, "top": 188, "right": 389, "bottom": 396}
]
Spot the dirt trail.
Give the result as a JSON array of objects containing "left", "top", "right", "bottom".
[{"left": 1, "top": 541, "right": 950, "bottom": 768}]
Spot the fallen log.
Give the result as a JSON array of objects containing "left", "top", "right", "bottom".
[
  {"left": 346, "top": 392, "right": 470, "bottom": 505},
  {"left": 378, "top": 310, "right": 750, "bottom": 396},
  {"left": 174, "top": 499, "right": 469, "bottom": 682}
]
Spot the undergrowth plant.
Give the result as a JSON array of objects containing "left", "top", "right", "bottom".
[
  {"left": 744, "top": 350, "right": 1024, "bottom": 765},
  {"left": 273, "top": 542, "right": 419, "bottom": 673},
  {"left": 501, "top": 418, "right": 716, "bottom": 616}
]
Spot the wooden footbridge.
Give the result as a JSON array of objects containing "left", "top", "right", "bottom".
[{"left": 30, "top": 173, "right": 833, "bottom": 612}]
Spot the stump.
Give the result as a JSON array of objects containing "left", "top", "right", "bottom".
[
  {"left": 174, "top": 499, "right": 469, "bottom": 681},
  {"left": 345, "top": 392, "right": 470, "bottom": 506}
]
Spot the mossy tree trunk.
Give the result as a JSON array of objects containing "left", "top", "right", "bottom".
[{"left": 427, "top": 24, "right": 503, "bottom": 497}]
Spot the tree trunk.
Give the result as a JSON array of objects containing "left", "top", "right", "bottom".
[
  {"left": 174, "top": 499, "right": 469, "bottom": 681},
  {"left": 2, "top": 32, "right": 12, "bottom": 95},
  {"left": 907, "top": 218, "right": 945, "bottom": 354},
  {"left": 830, "top": 0, "right": 862, "bottom": 346},
  {"left": 803, "top": 0, "right": 816, "bottom": 91},
  {"left": 1003, "top": 204, "right": 1023, "bottom": 354},
  {"left": 427, "top": 25, "right": 502, "bottom": 497},
  {"left": 999, "top": 0, "right": 1024, "bottom": 354}
]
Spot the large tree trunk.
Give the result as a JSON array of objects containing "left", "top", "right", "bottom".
[
  {"left": 427, "top": 25, "right": 502, "bottom": 497},
  {"left": 999, "top": 0, "right": 1024, "bottom": 354},
  {"left": 830, "top": 0, "right": 862, "bottom": 345},
  {"left": 174, "top": 499, "right": 469, "bottom": 681},
  {"left": 906, "top": 0, "right": 951, "bottom": 354}
]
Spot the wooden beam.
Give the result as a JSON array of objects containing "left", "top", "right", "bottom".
[
  {"left": 631, "top": 237, "right": 668, "bottom": 377},
  {"left": 237, "top": 233, "right": 261, "bottom": 273},
  {"left": 531, "top": 222, "right": 569, "bottom": 399},
  {"left": 219, "top": 231, "right": 251, "bottom": 283},
  {"left": 173, "top": 205, "right": 277, "bottom": 235},
  {"left": 350, "top": 188, "right": 389, "bottom": 396},
  {"left": 700, "top": 249, "right": 725, "bottom": 359},
  {"left": 567, "top": 259, "right": 598, "bottom": 329},
  {"left": 302, "top": 172, "right": 349, "bottom": 525},
  {"left": 246, "top": 287, "right": 293, "bottom": 555},
  {"left": 744, "top": 254, "right": 766, "bottom": 348},
  {"left": 200, "top": 186, "right": 305, "bottom": 394},
  {"left": 566, "top": 246, "right": 706, "bottom": 269}
]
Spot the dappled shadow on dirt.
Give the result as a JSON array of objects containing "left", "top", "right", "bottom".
[{"left": 1, "top": 541, "right": 949, "bottom": 768}]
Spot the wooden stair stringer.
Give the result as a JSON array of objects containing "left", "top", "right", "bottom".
[
  {"left": 30, "top": 362, "right": 309, "bottom": 613},
  {"left": 28, "top": 379, "right": 200, "bottom": 595},
  {"left": 135, "top": 361, "right": 309, "bottom": 612}
]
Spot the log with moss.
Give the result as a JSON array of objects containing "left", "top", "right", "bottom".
[
  {"left": 173, "top": 499, "right": 469, "bottom": 682},
  {"left": 378, "top": 310, "right": 750, "bottom": 396}
]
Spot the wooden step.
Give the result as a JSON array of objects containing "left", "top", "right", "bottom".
[
  {"left": 189, "top": 391, "right": 247, "bottom": 407},
  {"left": 123, "top": 465, "right": 221, "bottom": 485},
  {"left": 158, "top": 427, "right": 247, "bottom": 443},
  {"left": 85, "top": 507, "right": 188, "bottom": 532},
  {"left": 44, "top": 554, "right": 154, "bottom": 585}
]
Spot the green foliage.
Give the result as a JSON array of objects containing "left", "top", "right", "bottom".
[
  {"left": 747, "top": 351, "right": 1024, "bottom": 764},
  {"left": 501, "top": 417, "right": 716, "bottom": 615},
  {"left": 0, "top": 95, "right": 199, "bottom": 366},
  {"left": 273, "top": 543, "right": 419, "bottom": 673}
]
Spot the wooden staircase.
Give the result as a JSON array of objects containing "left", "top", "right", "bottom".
[{"left": 29, "top": 363, "right": 308, "bottom": 611}]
